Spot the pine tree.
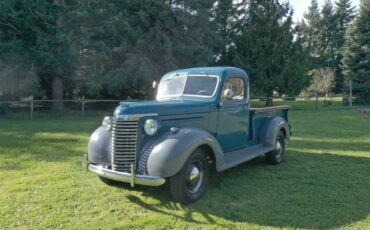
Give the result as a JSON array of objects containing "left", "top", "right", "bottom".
[
  {"left": 301, "top": 0, "right": 321, "bottom": 66},
  {"left": 213, "top": 0, "right": 247, "bottom": 64},
  {"left": 343, "top": 0, "right": 370, "bottom": 103},
  {"left": 232, "top": 0, "right": 309, "bottom": 106},
  {"left": 74, "top": 0, "right": 221, "bottom": 99},
  {"left": 281, "top": 26, "right": 311, "bottom": 97},
  {"left": 0, "top": 0, "right": 78, "bottom": 109},
  {"left": 318, "top": 0, "right": 336, "bottom": 69},
  {"left": 333, "top": 0, "right": 355, "bottom": 92}
]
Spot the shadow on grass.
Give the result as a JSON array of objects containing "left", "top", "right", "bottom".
[
  {"left": 291, "top": 139, "right": 370, "bottom": 151},
  {"left": 124, "top": 151, "right": 370, "bottom": 229},
  {"left": 110, "top": 182, "right": 223, "bottom": 225},
  {"left": 0, "top": 133, "right": 84, "bottom": 162},
  {"left": 0, "top": 117, "right": 97, "bottom": 166}
]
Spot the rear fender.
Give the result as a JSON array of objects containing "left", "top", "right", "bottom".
[{"left": 260, "top": 117, "right": 290, "bottom": 147}]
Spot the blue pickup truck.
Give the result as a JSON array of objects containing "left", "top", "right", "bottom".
[{"left": 86, "top": 67, "right": 291, "bottom": 203}]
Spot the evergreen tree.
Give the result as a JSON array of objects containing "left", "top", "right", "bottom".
[
  {"left": 281, "top": 26, "right": 311, "bottom": 97},
  {"left": 301, "top": 0, "right": 355, "bottom": 95},
  {"left": 333, "top": 0, "right": 355, "bottom": 92},
  {"left": 343, "top": 0, "right": 370, "bottom": 103},
  {"left": 232, "top": 0, "right": 309, "bottom": 106},
  {"left": 301, "top": 0, "right": 321, "bottom": 66},
  {"left": 1, "top": 0, "right": 314, "bottom": 102},
  {"left": 74, "top": 0, "right": 220, "bottom": 99},
  {"left": 213, "top": 0, "right": 247, "bottom": 64},
  {"left": 0, "top": 0, "right": 78, "bottom": 109},
  {"left": 318, "top": 0, "right": 336, "bottom": 69}
]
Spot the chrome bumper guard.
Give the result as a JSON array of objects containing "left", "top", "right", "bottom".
[{"left": 88, "top": 164, "right": 165, "bottom": 187}]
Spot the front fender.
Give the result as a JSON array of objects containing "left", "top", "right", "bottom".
[
  {"left": 260, "top": 117, "right": 290, "bottom": 147},
  {"left": 87, "top": 126, "right": 112, "bottom": 164},
  {"left": 143, "top": 128, "right": 224, "bottom": 178}
]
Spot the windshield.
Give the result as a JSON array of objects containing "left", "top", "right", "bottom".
[{"left": 157, "top": 75, "right": 219, "bottom": 99}]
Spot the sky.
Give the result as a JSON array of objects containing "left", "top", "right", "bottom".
[{"left": 288, "top": 0, "right": 360, "bottom": 22}]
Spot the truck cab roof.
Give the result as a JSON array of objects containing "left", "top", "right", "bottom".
[{"left": 163, "top": 66, "right": 249, "bottom": 82}]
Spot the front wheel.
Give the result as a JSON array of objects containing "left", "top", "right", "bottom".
[
  {"left": 265, "top": 131, "right": 285, "bottom": 164},
  {"left": 169, "top": 149, "right": 209, "bottom": 204}
]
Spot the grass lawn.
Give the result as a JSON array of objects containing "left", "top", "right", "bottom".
[
  {"left": 0, "top": 108, "right": 369, "bottom": 229},
  {"left": 250, "top": 97, "right": 356, "bottom": 110}
]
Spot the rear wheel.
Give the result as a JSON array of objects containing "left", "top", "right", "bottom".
[
  {"left": 169, "top": 149, "right": 209, "bottom": 204},
  {"left": 265, "top": 131, "right": 285, "bottom": 164}
]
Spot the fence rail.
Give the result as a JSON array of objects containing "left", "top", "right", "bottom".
[
  {"left": 0, "top": 95, "right": 354, "bottom": 118},
  {"left": 0, "top": 97, "right": 140, "bottom": 118}
]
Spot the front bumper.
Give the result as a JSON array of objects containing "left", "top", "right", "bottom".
[{"left": 88, "top": 164, "right": 166, "bottom": 187}]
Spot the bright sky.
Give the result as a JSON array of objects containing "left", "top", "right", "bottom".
[{"left": 288, "top": 0, "right": 360, "bottom": 22}]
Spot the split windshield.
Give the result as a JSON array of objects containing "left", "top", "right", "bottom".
[{"left": 157, "top": 75, "right": 219, "bottom": 99}]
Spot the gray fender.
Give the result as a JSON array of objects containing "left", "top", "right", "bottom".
[
  {"left": 87, "top": 126, "right": 112, "bottom": 164},
  {"left": 260, "top": 117, "right": 290, "bottom": 147},
  {"left": 145, "top": 127, "right": 224, "bottom": 178}
]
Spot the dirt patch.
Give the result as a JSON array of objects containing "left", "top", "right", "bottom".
[{"left": 354, "top": 109, "right": 370, "bottom": 114}]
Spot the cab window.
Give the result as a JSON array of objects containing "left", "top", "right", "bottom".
[{"left": 221, "top": 77, "right": 245, "bottom": 101}]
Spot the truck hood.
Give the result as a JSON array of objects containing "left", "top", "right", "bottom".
[{"left": 113, "top": 99, "right": 214, "bottom": 117}]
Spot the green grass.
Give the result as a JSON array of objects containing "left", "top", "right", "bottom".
[
  {"left": 0, "top": 108, "right": 369, "bottom": 229},
  {"left": 250, "top": 97, "right": 360, "bottom": 110}
]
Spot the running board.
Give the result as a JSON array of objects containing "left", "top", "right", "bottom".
[{"left": 219, "top": 145, "right": 274, "bottom": 171}]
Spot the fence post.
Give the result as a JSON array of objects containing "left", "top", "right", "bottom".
[
  {"left": 81, "top": 96, "right": 85, "bottom": 117},
  {"left": 30, "top": 96, "right": 34, "bottom": 118}
]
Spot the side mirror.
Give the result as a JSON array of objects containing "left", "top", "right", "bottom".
[
  {"left": 223, "top": 89, "right": 234, "bottom": 100},
  {"left": 152, "top": 81, "right": 158, "bottom": 89}
]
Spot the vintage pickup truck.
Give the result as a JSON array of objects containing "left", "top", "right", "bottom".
[{"left": 86, "top": 67, "right": 291, "bottom": 203}]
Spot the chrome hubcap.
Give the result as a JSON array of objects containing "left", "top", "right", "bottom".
[
  {"left": 275, "top": 140, "right": 283, "bottom": 158},
  {"left": 186, "top": 161, "right": 203, "bottom": 193}
]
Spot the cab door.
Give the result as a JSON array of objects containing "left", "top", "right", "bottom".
[{"left": 216, "top": 76, "right": 249, "bottom": 152}]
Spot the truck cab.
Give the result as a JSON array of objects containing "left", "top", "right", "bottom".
[{"left": 86, "top": 67, "right": 291, "bottom": 203}]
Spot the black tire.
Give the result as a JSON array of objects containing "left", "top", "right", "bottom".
[
  {"left": 265, "top": 131, "right": 285, "bottom": 164},
  {"left": 169, "top": 149, "right": 209, "bottom": 204}
]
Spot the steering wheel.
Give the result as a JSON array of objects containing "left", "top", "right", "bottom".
[{"left": 197, "top": 90, "right": 210, "bottom": 96}]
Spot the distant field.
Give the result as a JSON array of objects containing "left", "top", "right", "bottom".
[
  {"left": 250, "top": 96, "right": 351, "bottom": 110},
  {"left": 0, "top": 106, "right": 369, "bottom": 229}
]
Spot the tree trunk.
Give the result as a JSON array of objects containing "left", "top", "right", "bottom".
[
  {"left": 315, "top": 91, "right": 319, "bottom": 110},
  {"left": 349, "top": 80, "right": 352, "bottom": 108},
  {"left": 52, "top": 76, "right": 64, "bottom": 111},
  {"left": 265, "top": 91, "right": 273, "bottom": 107},
  {"left": 265, "top": 98, "right": 273, "bottom": 107}
]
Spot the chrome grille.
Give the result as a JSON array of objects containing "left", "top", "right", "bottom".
[{"left": 112, "top": 119, "right": 138, "bottom": 172}]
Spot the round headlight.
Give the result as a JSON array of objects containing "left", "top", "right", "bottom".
[
  {"left": 102, "top": 116, "right": 112, "bottom": 130},
  {"left": 144, "top": 119, "right": 159, "bottom": 136}
]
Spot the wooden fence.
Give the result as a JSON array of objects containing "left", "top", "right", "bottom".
[{"left": 0, "top": 95, "right": 353, "bottom": 118}]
